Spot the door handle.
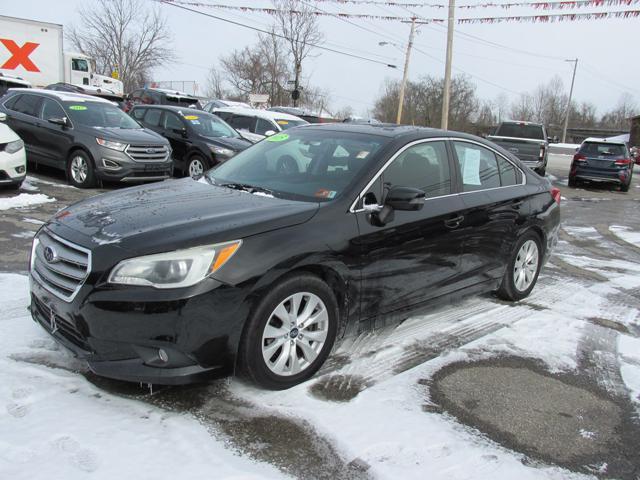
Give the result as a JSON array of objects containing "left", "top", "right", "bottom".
[
  {"left": 511, "top": 199, "right": 524, "bottom": 209},
  {"left": 444, "top": 215, "right": 464, "bottom": 229}
]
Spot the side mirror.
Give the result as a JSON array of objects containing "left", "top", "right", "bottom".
[
  {"left": 48, "top": 117, "right": 68, "bottom": 127},
  {"left": 385, "top": 186, "right": 425, "bottom": 211},
  {"left": 0, "top": 112, "right": 6, "bottom": 122},
  {"left": 172, "top": 128, "right": 187, "bottom": 137},
  {"left": 264, "top": 130, "right": 276, "bottom": 137}
]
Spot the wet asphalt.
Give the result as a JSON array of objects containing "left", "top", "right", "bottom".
[{"left": 1, "top": 156, "right": 639, "bottom": 479}]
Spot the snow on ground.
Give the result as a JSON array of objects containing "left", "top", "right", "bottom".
[
  {"left": 0, "top": 274, "right": 289, "bottom": 480},
  {"left": 0, "top": 193, "right": 55, "bottom": 211},
  {"left": 563, "top": 226, "right": 601, "bottom": 240},
  {"left": 618, "top": 335, "right": 640, "bottom": 406},
  {"left": 25, "top": 175, "right": 77, "bottom": 189},
  {"left": 609, "top": 225, "right": 640, "bottom": 247}
]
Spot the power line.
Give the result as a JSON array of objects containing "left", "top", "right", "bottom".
[{"left": 154, "top": 0, "right": 399, "bottom": 68}]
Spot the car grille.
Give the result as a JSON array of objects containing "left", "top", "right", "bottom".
[
  {"left": 126, "top": 144, "right": 170, "bottom": 162},
  {"left": 31, "top": 230, "right": 91, "bottom": 302},
  {"left": 31, "top": 294, "right": 90, "bottom": 352}
]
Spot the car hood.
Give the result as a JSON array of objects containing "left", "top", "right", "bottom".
[
  {"left": 202, "top": 135, "right": 252, "bottom": 151},
  {"left": 91, "top": 127, "right": 167, "bottom": 145},
  {"left": 48, "top": 178, "right": 319, "bottom": 253},
  {"left": 0, "top": 122, "right": 19, "bottom": 143}
]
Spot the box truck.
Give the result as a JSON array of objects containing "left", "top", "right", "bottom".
[{"left": 0, "top": 15, "right": 124, "bottom": 95}]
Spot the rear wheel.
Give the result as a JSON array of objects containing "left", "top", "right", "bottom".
[
  {"left": 238, "top": 273, "right": 338, "bottom": 389},
  {"left": 497, "top": 232, "right": 543, "bottom": 302},
  {"left": 67, "top": 150, "right": 96, "bottom": 188},
  {"left": 620, "top": 172, "right": 632, "bottom": 192}
]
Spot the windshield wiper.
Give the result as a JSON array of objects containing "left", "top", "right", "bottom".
[{"left": 219, "top": 182, "right": 274, "bottom": 196}]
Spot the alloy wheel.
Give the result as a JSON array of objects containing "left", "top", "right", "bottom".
[
  {"left": 261, "top": 292, "right": 329, "bottom": 376},
  {"left": 513, "top": 239, "right": 539, "bottom": 292},
  {"left": 188, "top": 158, "right": 205, "bottom": 178},
  {"left": 71, "top": 156, "right": 88, "bottom": 183}
]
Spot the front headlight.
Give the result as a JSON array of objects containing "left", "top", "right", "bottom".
[
  {"left": 96, "top": 137, "right": 128, "bottom": 152},
  {"left": 5, "top": 139, "right": 24, "bottom": 154},
  {"left": 108, "top": 240, "right": 242, "bottom": 289},
  {"left": 208, "top": 145, "right": 235, "bottom": 157}
]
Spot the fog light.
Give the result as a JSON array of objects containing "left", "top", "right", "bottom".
[
  {"left": 15, "top": 165, "right": 25, "bottom": 174},
  {"left": 102, "top": 159, "right": 121, "bottom": 170},
  {"left": 158, "top": 349, "right": 169, "bottom": 363}
]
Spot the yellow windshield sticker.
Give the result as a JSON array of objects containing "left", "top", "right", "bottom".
[
  {"left": 276, "top": 120, "right": 289, "bottom": 125},
  {"left": 69, "top": 105, "right": 87, "bottom": 111},
  {"left": 184, "top": 115, "right": 199, "bottom": 120},
  {"left": 266, "top": 132, "right": 289, "bottom": 142}
]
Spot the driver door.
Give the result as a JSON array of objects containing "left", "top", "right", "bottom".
[
  {"left": 37, "top": 98, "right": 73, "bottom": 168},
  {"left": 353, "top": 139, "right": 467, "bottom": 323}
]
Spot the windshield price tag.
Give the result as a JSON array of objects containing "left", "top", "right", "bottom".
[
  {"left": 69, "top": 105, "right": 88, "bottom": 111},
  {"left": 267, "top": 133, "right": 289, "bottom": 142}
]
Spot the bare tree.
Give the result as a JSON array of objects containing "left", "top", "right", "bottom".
[
  {"left": 600, "top": 93, "right": 638, "bottom": 130},
  {"left": 67, "top": 0, "right": 173, "bottom": 92},
  {"left": 204, "top": 66, "right": 228, "bottom": 99},
  {"left": 510, "top": 93, "right": 535, "bottom": 122},
  {"left": 272, "top": 0, "right": 324, "bottom": 107}
]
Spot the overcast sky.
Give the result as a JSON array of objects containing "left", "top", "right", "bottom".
[{"left": 3, "top": 0, "right": 638, "bottom": 117}]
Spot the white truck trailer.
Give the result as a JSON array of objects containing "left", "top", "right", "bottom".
[{"left": 0, "top": 15, "right": 124, "bottom": 95}]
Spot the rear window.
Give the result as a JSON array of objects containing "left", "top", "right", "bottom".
[
  {"left": 495, "top": 123, "right": 545, "bottom": 140},
  {"left": 165, "top": 95, "right": 197, "bottom": 107},
  {"left": 579, "top": 142, "right": 627, "bottom": 158},
  {"left": 12, "top": 94, "right": 42, "bottom": 117},
  {"left": 275, "top": 118, "right": 307, "bottom": 130}
]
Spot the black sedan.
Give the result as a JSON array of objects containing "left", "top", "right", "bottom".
[
  {"left": 130, "top": 105, "right": 252, "bottom": 178},
  {"left": 28, "top": 124, "right": 560, "bottom": 389}
]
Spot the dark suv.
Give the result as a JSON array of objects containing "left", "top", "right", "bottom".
[
  {"left": 130, "top": 105, "right": 252, "bottom": 178},
  {"left": 124, "top": 88, "right": 199, "bottom": 112},
  {"left": 0, "top": 89, "right": 172, "bottom": 188},
  {"left": 569, "top": 138, "right": 634, "bottom": 191}
]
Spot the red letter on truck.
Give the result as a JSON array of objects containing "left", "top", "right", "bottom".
[{"left": 0, "top": 39, "right": 40, "bottom": 72}]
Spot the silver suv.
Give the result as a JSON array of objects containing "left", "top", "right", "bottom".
[{"left": 0, "top": 89, "right": 172, "bottom": 188}]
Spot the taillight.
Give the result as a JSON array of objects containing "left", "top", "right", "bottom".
[
  {"left": 573, "top": 153, "right": 586, "bottom": 162},
  {"left": 539, "top": 145, "right": 546, "bottom": 159},
  {"left": 615, "top": 158, "right": 632, "bottom": 165},
  {"left": 550, "top": 187, "right": 561, "bottom": 205}
]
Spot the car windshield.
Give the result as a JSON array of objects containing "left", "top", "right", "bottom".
[
  {"left": 182, "top": 112, "right": 239, "bottom": 138},
  {"left": 274, "top": 118, "right": 307, "bottom": 130},
  {"left": 495, "top": 123, "right": 545, "bottom": 140},
  {"left": 206, "top": 129, "right": 387, "bottom": 202},
  {"left": 579, "top": 142, "right": 627, "bottom": 158},
  {"left": 64, "top": 102, "right": 140, "bottom": 129}
]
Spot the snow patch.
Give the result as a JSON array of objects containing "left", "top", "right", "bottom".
[
  {"left": 0, "top": 193, "right": 55, "bottom": 211},
  {"left": 609, "top": 225, "right": 640, "bottom": 247}
]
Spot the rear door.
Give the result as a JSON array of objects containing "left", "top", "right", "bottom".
[
  {"left": 355, "top": 139, "right": 468, "bottom": 322},
  {"left": 162, "top": 111, "right": 189, "bottom": 163},
  {"left": 5, "top": 93, "right": 44, "bottom": 161},
  {"left": 451, "top": 140, "right": 525, "bottom": 286}
]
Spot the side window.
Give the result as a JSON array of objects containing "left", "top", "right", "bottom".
[
  {"left": 383, "top": 141, "right": 452, "bottom": 199},
  {"left": 3, "top": 94, "right": 21, "bottom": 110},
  {"left": 41, "top": 99, "right": 66, "bottom": 120},
  {"left": 144, "top": 109, "right": 162, "bottom": 127},
  {"left": 72, "top": 58, "right": 89, "bottom": 72},
  {"left": 130, "top": 108, "right": 146, "bottom": 121},
  {"left": 497, "top": 155, "right": 518, "bottom": 186},
  {"left": 255, "top": 118, "right": 275, "bottom": 136},
  {"left": 215, "top": 111, "right": 230, "bottom": 121},
  {"left": 453, "top": 142, "right": 500, "bottom": 192},
  {"left": 228, "top": 115, "right": 255, "bottom": 132},
  {"left": 12, "top": 94, "right": 42, "bottom": 117},
  {"left": 163, "top": 112, "right": 184, "bottom": 131}
]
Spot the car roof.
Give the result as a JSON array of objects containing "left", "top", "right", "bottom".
[
  {"left": 583, "top": 137, "right": 627, "bottom": 146},
  {"left": 501, "top": 120, "right": 544, "bottom": 127},
  {"left": 7, "top": 88, "right": 115, "bottom": 104},
  {"left": 211, "top": 107, "right": 306, "bottom": 122},
  {"left": 294, "top": 122, "right": 485, "bottom": 140},
  {"left": 0, "top": 73, "right": 31, "bottom": 87},
  {"left": 141, "top": 87, "right": 198, "bottom": 99},
  {"left": 131, "top": 105, "right": 212, "bottom": 116}
]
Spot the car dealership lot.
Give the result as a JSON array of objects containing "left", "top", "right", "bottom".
[{"left": 1, "top": 155, "right": 639, "bottom": 479}]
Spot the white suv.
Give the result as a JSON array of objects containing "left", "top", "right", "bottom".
[
  {"left": 0, "top": 112, "right": 26, "bottom": 189},
  {"left": 211, "top": 107, "right": 308, "bottom": 142}
]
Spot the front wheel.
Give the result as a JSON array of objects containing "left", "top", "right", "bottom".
[
  {"left": 238, "top": 274, "right": 338, "bottom": 389},
  {"left": 186, "top": 155, "right": 208, "bottom": 179},
  {"left": 67, "top": 151, "right": 96, "bottom": 188},
  {"left": 496, "top": 232, "right": 543, "bottom": 301}
]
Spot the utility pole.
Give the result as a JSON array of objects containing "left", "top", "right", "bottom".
[
  {"left": 562, "top": 58, "right": 578, "bottom": 143},
  {"left": 440, "top": 0, "right": 456, "bottom": 130},
  {"left": 396, "top": 17, "right": 416, "bottom": 125}
]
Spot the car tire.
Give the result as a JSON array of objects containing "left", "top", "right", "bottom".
[
  {"left": 186, "top": 154, "right": 208, "bottom": 179},
  {"left": 238, "top": 273, "right": 338, "bottom": 390},
  {"left": 7, "top": 181, "right": 22, "bottom": 190},
  {"left": 620, "top": 172, "right": 631, "bottom": 192},
  {"left": 67, "top": 150, "right": 96, "bottom": 188},
  {"left": 496, "top": 232, "right": 543, "bottom": 302},
  {"left": 568, "top": 176, "right": 577, "bottom": 188},
  {"left": 536, "top": 168, "right": 546, "bottom": 177}
]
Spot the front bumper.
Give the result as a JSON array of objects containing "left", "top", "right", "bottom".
[
  {"left": 92, "top": 145, "right": 173, "bottom": 183},
  {"left": 29, "top": 270, "right": 251, "bottom": 385},
  {"left": 570, "top": 165, "right": 630, "bottom": 184},
  {"left": 0, "top": 148, "right": 27, "bottom": 184}
]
